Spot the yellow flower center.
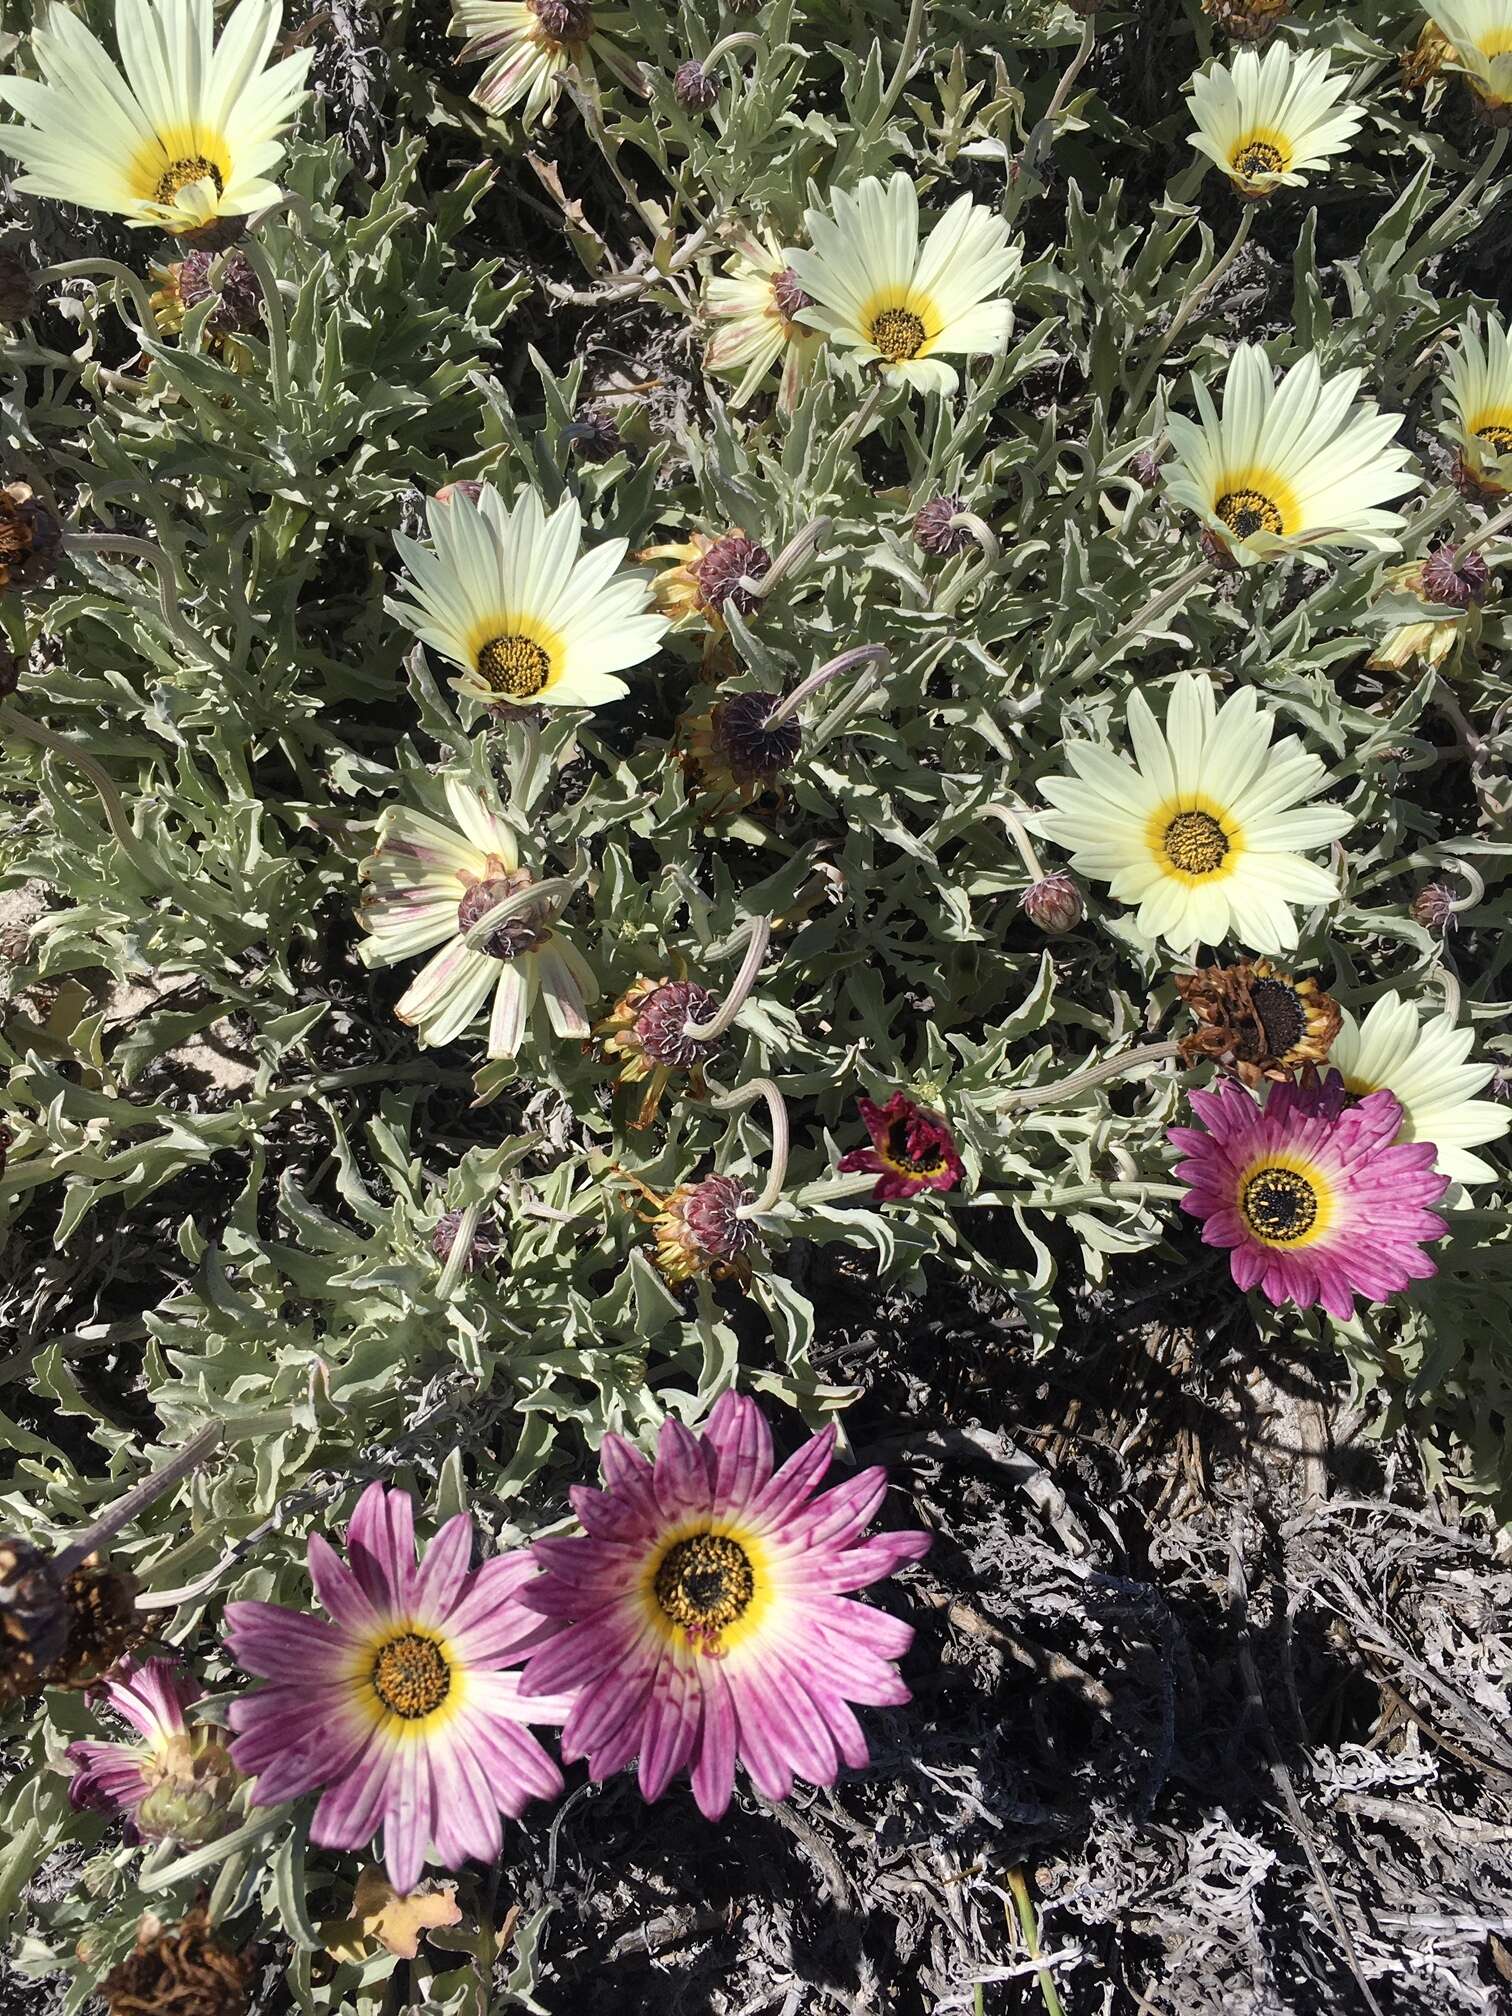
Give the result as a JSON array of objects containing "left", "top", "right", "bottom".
[
  {"left": 477, "top": 633, "right": 553, "bottom": 699},
  {"left": 1216, "top": 487, "right": 1285, "bottom": 538},
  {"left": 1162, "top": 808, "right": 1230, "bottom": 877},
  {"left": 155, "top": 156, "right": 225, "bottom": 206},
  {"left": 1240, "top": 1164, "right": 1320, "bottom": 1245},
  {"left": 1231, "top": 137, "right": 1288, "bottom": 178},
  {"left": 870, "top": 306, "right": 928, "bottom": 361},
  {"left": 1476, "top": 423, "right": 1512, "bottom": 455},
  {"left": 653, "top": 1533, "right": 755, "bottom": 1637},
  {"left": 371, "top": 1631, "right": 451, "bottom": 1718}
]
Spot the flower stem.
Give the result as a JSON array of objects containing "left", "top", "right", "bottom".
[
  {"left": 1459, "top": 497, "right": 1512, "bottom": 554},
  {"left": 877, "top": 0, "right": 927, "bottom": 124},
  {"left": 1064, "top": 558, "right": 1212, "bottom": 685},
  {"left": 997, "top": 1039, "right": 1183, "bottom": 1112},
  {"left": 64, "top": 532, "right": 222, "bottom": 669},
  {"left": 1008, "top": 1868, "right": 1067, "bottom": 2016},
  {"left": 1126, "top": 204, "right": 1255, "bottom": 418},
  {"left": 0, "top": 703, "right": 164, "bottom": 886},
  {"left": 435, "top": 1202, "right": 483, "bottom": 1300},
  {"left": 686, "top": 915, "right": 772, "bottom": 1040},
  {"left": 32, "top": 259, "right": 159, "bottom": 338},
  {"left": 949, "top": 510, "right": 1000, "bottom": 564},
  {"left": 705, "top": 31, "right": 761, "bottom": 66},
  {"left": 460, "top": 876, "right": 576, "bottom": 951},
  {"left": 837, "top": 377, "right": 887, "bottom": 453},
  {"left": 1017, "top": 19, "right": 1097, "bottom": 184},
  {"left": 977, "top": 801, "right": 1045, "bottom": 881},
  {"left": 238, "top": 234, "right": 290, "bottom": 409},
  {"left": 707, "top": 1078, "right": 791, "bottom": 1216},
  {"left": 741, "top": 514, "right": 832, "bottom": 601},
  {"left": 53, "top": 1422, "right": 225, "bottom": 1579},
  {"left": 766, "top": 644, "right": 890, "bottom": 728}
]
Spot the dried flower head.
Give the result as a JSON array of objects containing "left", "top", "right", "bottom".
[
  {"left": 101, "top": 1909, "right": 253, "bottom": 2016},
  {"left": 651, "top": 1174, "right": 761, "bottom": 1284},
  {"left": 913, "top": 494, "right": 973, "bottom": 558},
  {"left": 1419, "top": 542, "right": 1491, "bottom": 607},
  {"left": 0, "top": 1536, "right": 67, "bottom": 1707},
  {"left": 0, "top": 482, "right": 62, "bottom": 595},
  {"left": 695, "top": 533, "right": 771, "bottom": 619},
  {"left": 1175, "top": 959, "right": 1341, "bottom": 1085},
  {"left": 1020, "top": 872, "right": 1084, "bottom": 935},
  {"left": 1202, "top": 0, "right": 1291, "bottom": 39},
  {"left": 598, "top": 977, "right": 720, "bottom": 1127},
  {"left": 48, "top": 1554, "right": 145, "bottom": 1690}
]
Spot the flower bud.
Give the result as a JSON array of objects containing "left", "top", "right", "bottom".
[
  {"left": 675, "top": 59, "right": 718, "bottom": 110},
  {"left": 529, "top": 0, "right": 593, "bottom": 38},
  {"left": 0, "top": 244, "right": 36, "bottom": 325},
  {"left": 1129, "top": 448, "right": 1163, "bottom": 488},
  {"left": 133, "top": 1735, "right": 241, "bottom": 1847},
  {"left": 1410, "top": 881, "right": 1458, "bottom": 933},
  {"left": 176, "top": 248, "right": 263, "bottom": 335},
  {"left": 1419, "top": 542, "right": 1490, "bottom": 608},
  {"left": 694, "top": 533, "right": 771, "bottom": 618},
  {"left": 771, "top": 266, "right": 811, "bottom": 323},
  {"left": 913, "top": 494, "right": 973, "bottom": 559},
  {"left": 434, "top": 479, "right": 487, "bottom": 507},
  {"left": 710, "top": 690, "right": 802, "bottom": 783},
  {"left": 1020, "top": 872, "right": 1084, "bottom": 935}
]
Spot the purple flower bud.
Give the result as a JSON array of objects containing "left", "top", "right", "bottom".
[
  {"left": 710, "top": 691, "right": 803, "bottom": 781},
  {"left": 1020, "top": 872, "right": 1084, "bottom": 935},
  {"left": 695, "top": 533, "right": 771, "bottom": 618},
  {"left": 1410, "top": 881, "right": 1458, "bottom": 933},
  {"left": 633, "top": 979, "right": 721, "bottom": 1068},
  {"left": 1419, "top": 542, "right": 1490, "bottom": 608},
  {"left": 1129, "top": 448, "right": 1163, "bottom": 489},
  {"left": 675, "top": 59, "right": 718, "bottom": 110},
  {"left": 772, "top": 266, "right": 811, "bottom": 322},
  {"left": 528, "top": 0, "right": 593, "bottom": 39},
  {"left": 914, "top": 494, "right": 973, "bottom": 558}
]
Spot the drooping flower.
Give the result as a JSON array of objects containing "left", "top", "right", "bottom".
[
  {"left": 101, "top": 1910, "right": 252, "bottom": 2016},
  {"left": 356, "top": 775, "right": 599, "bottom": 1059},
  {"left": 1202, "top": 0, "right": 1292, "bottom": 38},
  {"left": 0, "top": 0, "right": 312, "bottom": 237},
  {"left": 1366, "top": 541, "right": 1492, "bottom": 672},
  {"left": 1176, "top": 959, "right": 1341, "bottom": 1085},
  {"left": 1329, "top": 991, "right": 1510, "bottom": 1185},
  {"left": 392, "top": 483, "right": 665, "bottom": 711},
  {"left": 225, "top": 1483, "right": 570, "bottom": 1896},
  {"left": 1443, "top": 312, "right": 1512, "bottom": 495},
  {"left": 639, "top": 529, "right": 772, "bottom": 631},
  {"left": 1427, "top": 1, "right": 1512, "bottom": 119},
  {"left": 913, "top": 494, "right": 974, "bottom": 558},
  {"left": 703, "top": 231, "right": 824, "bottom": 414},
  {"left": 1038, "top": 674, "right": 1352, "bottom": 955},
  {"left": 786, "top": 172, "right": 1021, "bottom": 396},
  {"left": 1169, "top": 1071, "right": 1448, "bottom": 1318},
  {"left": 1187, "top": 43, "right": 1363, "bottom": 200},
  {"left": 67, "top": 1659, "right": 239, "bottom": 1846},
  {"left": 838, "top": 1092, "right": 965, "bottom": 1202},
  {"left": 648, "top": 1174, "right": 763, "bottom": 1285},
  {"left": 1165, "top": 345, "right": 1420, "bottom": 565},
  {"left": 598, "top": 978, "right": 720, "bottom": 1129},
  {"left": 678, "top": 691, "right": 803, "bottom": 814},
  {"left": 516, "top": 1393, "right": 932, "bottom": 1817},
  {"left": 452, "top": 0, "right": 643, "bottom": 124}
]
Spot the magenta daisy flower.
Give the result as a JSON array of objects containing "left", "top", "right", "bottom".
[
  {"left": 838, "top": 1090, "right": 965, "bottom": 1201},
  {"left": 224, "top": 1483, "right": 571, "bottom": 1894},
  {"left": 66, "top": 1658, "right": 238, "bottom": 1847},
  {"left": 1168, "top": 1069, "right": 1449, "bottom": 1319},
  {"left": 516, "top": 1392, "right": 932, "bottom": 1818}
]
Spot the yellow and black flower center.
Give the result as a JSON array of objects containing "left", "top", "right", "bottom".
[
  {"left": 1215, "top": 487, "right": 1284, "bottom": 538},
  {"left": 1476, "top": 423, "right": 1512, "bottom": 456},
  {"left": 654, "top": 1533, "right": 755, "bottom": 1634},
  {"left": 1231, "top": 138, "right": 1286, "bottom": 178},
  {"left": 870, "top": 307, "right": 927, "bottom": 362},
  {"left": 1248, "top": 975, "right": 1308, "bottom": 1056},
  {"left": 1240, "top": 1165, "right": 1319, "bottom": 1244},
  {"left": 1163, "top": 809, "right": 1230, "bottom": 877},
  {"left": 477, "top": 633, "right": 553, "bottom": 700},
  {"left": 885, "top": 1118, "right": 946, "bottom": 1176},
  {"left": 155, "top": 157, "right": 225, "bottom": 206},
  {"left": 371, "top": 1632, "right": 451, "bottom": 1718}
]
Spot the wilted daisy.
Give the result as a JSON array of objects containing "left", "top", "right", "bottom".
[
  {"left": 452, "top": 0, "right": 643, "bottom": 124},
  {"left": 393, "top": 483, "right": 665, "bottom": 711},
  {"left": 704, "top": 230, "right": 824, "bottom": 414},
  {"left": 1427, "top": 1, "right": 1512, "bottom": 117},
  {"left": 838, "top": 1092, "right": 965, "bottom": 1202},
  {"left": 357, "top": 775, "right": 599, "bottom": 1058},
  {"left": 517, "top": 1393, "right": 932, "bottom": 1816},
  {"left": 1169, "top": 1071, "right": 1448, "bottom": 1318},
  {"left": 786, "top": 173, "right": 1020, "bottom": 396},
  {"left": 0, "top": 0, "right": 311, "bottom": 237},
  {"left": 226, "top": 1484, "right": 570, "bottom": 1896},
  {"left": 1165, "top": 344, "right": 1419, "bottom": 565},
  {"left": 597, "top": 978, "right": 720, "bottom": 1130},
  {"left": 1443, "top": 312, "right": 1512, "bottom": 494},
  {"left": 1330, "top": 991, "right": 1510, "bottom": 1185},
  {"left": 1187, "top": 43, "right": 1363, "bottom": 200},
  {"left": 67, "top": 1660, "right": 239, "bottom": 1847},
  {"left": 1175, "top": 959, "right": 1342, "bottom": 1085},
  {"left": 1039, "top": 674, "right": 1352, "bottom": 955}
]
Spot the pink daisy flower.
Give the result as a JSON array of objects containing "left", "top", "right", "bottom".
[
  {"left": 516, "top": 1392, "right": 932, "bottom": 1819},
  {"left": 67, "top": 1658, "right": 238, "bottom": 1847},
  {"left": 224, "top": 1483, "right": 572, "bottom": 1895},
  {"left": 838, "top": 1090, "right": 965, "bottom": 1201},
  {"left": 1168, "top": 1069, "right": 1449, "bottom": 1319}
]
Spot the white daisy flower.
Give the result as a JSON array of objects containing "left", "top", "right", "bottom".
[
  {"left": 1427, "top": 0, "right": 1512, "bottom": 116},
  {"left": 1187, "top": 42, "right": 1363, "bottom": 200},
  {"left": 392, "top": 482, "right": 667, "bottom": 712},
  {"left": 785, "top": 172, "right": 1021, "bottom": 397},
  {"left": 1443, "top": 311, "right": 1512, "bottom": 494},
  {"left": 1038, "top": 673, "right": 1352, "bottom": 956},
  {"left": 0, "top": 0, "right": 311, "bottom": 237},
  {"left": 703, "top": 230, "right": 824, "bottom": 414},
  {"left": 1330, "top": 991, "right": 1509, "bottom": 1186},
  {"left": 357, "top": 776, "right": 599, "bottom": 1059},
  {"left": 452, "top": 0, "right": 642, "bottom": 124},
  {"left": 1165, "top": 343, "right": 1420, "bottom": 566}
]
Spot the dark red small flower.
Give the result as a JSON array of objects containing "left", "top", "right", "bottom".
[{"left": 838, "top": 1091, "right": 964, "bottom": 1202}]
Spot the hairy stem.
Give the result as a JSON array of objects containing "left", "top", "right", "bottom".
[
  {"left": 238, "top": 234, "right": 290, "bottom": 409},
  {"left": 460, "top": 876, "right": 576, "bottom": 951},
  {"left": 741, "top": 514, "right": 832, "bottom": 601},
  {"left": 766, "top": 644, "right": 890, "bottom": 728},
  {"left": 54, "top": 1422, "right": 226, "bottom": 1578},
  {"left": 978, "top": 801, "right": 1046, "bottom": 882},
  {"left": 1066, "top": 558, "right": 1212, "bottom": 685},
  {"left": 0, "top": 703, "right": 164, "bottom": 886},
  {"left": 877, "top": 0, "right": 927, "bottom": 125},
  {"left": 686, "top": 915, "right": 772, "bottom": 1039},
  {"left": 33, "top": 259, "right": 159, "bottom": 338},
  {"left": 64, "top": 532, "right": 221, "bottom": 669},
  {"left": 707, "top": 1078, "right": 791, "bottom": 1216},
  {"left": 998, "top": 1039, "right": 1183, "bottom": 1111}
]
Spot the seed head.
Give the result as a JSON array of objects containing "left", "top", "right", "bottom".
[
  {"left": 529, "top": 0, "right": 593, "bottom": 39},
  {"left": 913, "top": 494, "right": 973, "bottom": 559},
  {"left": 0, "top": 483, "right": 63, "bottom": 596},
  {"left": 1410, "top": 881, "right": 1459, "bottom": 933},
  {"left": 694, "top": 533, "right": 771, "bottom": 619},
  {"left": 710, "top": 691, "right": 803, "bottom": 782},
  {"left": 1020, "top": 872, "right": 1084, "bottom": 935},
  {"left": 1419, "top": 543, "right": 1490, "bottom": 608},
  {"left": 772, "top": 266, "right": 811, "bottom": 322}
]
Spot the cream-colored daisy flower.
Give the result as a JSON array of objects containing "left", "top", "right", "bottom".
[
  {"left": 703, "top": 230, "right": 824, "bottom": 414},
  {"left": 452, "top": 0, "right": 642, "bottom": 124},
  {"left": 1443, "top": 312, "right": 1512, "bottom": 494},
  {"left": 357, "top": 776, "right": 598, "bottom": 1059},
  {"left": 1039, "top": 673, "right": 1352, "bottom": 955},
  {"left": 1187, "top": 42, "right": 1363, "bottom": 199},
  {"left": 1427, "top": 1, "right": 1512, "bottom": 116},
  {"left": 1331, "top": 991, "right": 1509, "bottom": 1186},
  {"left": 392, "top": 482, "right": 667, "bottom": 711},
  {"left": 0, "top": 0, "right": 311, "bottom": 237},
  {"left": 785, "top": 172, "right": 1020, "bottom": 397},
  {"left": 1165, "top": 344, "right": 1420, "bottom": 566}
]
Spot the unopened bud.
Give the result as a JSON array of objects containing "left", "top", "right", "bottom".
[
  {"left": 435, "top": 480, "right": 486, "bottom": 508},
  {"left": 913, "top": 494, "right": 973, "bottom": 558},
  {"left": 1020, "top": 872, "right": 1084, "bottom": 935},
  {"left": 1129, "top": 448, "right": 1163, "bottom": 488},
  {"left": 675, "top": 59, "right": 719, "bottom": 110},
  {"left": 1410, "top": 881, "right": 1458, "bottom": 933},
  {"left": 1419, "top": 542, "right": 1490, "bottom": 608},
  {"left": 695, "top": 532, "right": 771, "bottom": 618}
]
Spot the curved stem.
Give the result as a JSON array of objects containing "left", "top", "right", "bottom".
[
  {"left": 1459, "top": 497, "right": 1512, "bottom": 554},
  {"left": 33, "top": 259, "right": 159, "bottom": 338},
  {"left": 1126, "top": 205, "right": 1255, "bottom": 419},
  {"left": 54, "top": 1422, "right": 225, "bottom": 1579},
  {"left": 741, "top": 514, "right": 832, "bottom": 602},
  {"left": 460, "top": 876, "right": 576, "bottom": 951},
  {"left": 707, "top": 1077, "right": 791, "bottom": 1216},
  {"left": 1409, "top": 124, "right": 1507, "bottom": 260},
  {"left": 837, "top": 377, "right": 886, "bottom": 453},
  {"left": 237, "top": 234, "right": 289, "bottom": 408},
  {"left": 978, "top": 801, "right": 1045, "bottom": 882},
  {"left": 998, "top": 1039, "right": 1183, "bottom": 1112},
  {"left": 949, "top": 511, "right": 1000, "bottom": 564},
  {"left": 706, "top": 31, "right": 761, "bottom": 66},
  {"left": 877, "top": 0, "right": 927, "bottom": 124},
  {"left": 0, "top": 703, "right": 164, "bottom": 886},
  {"left": 64, "top": 532, "right": 220, "bottom": 669},
  {"left": 686, "top": 915, "right": 772, "bottom": 1040},
  {"left": 436, "top": 1202, "right": 483, "bottom": 1300},
  {"left": 766, "top": 644, "right": 890, "bottom": 729},
  {"left": 1443, "top": 857, "right": 1486, "bottom": 913}
]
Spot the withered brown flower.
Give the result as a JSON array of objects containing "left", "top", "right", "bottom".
[
  {"left": 1175, "top": 958, "right": 1341, "bottom": 1085},
  {"left": 102, "top": 1909, "right": 253, "bottom": 2016}
]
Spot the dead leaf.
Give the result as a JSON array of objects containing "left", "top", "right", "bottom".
[{"left": 319, "top": 1866, "right": 464, "bottom": 1963}]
